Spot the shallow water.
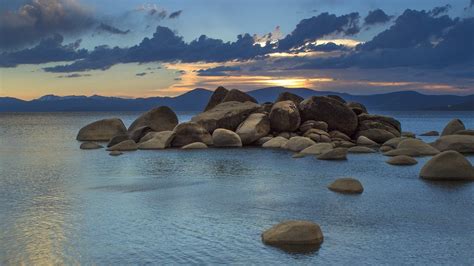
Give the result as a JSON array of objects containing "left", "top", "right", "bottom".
[{"left": 0, "top": 111, "right": 473, "bottom": 265}]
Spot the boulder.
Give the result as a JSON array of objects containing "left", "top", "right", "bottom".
[
  {"left": 107, "top": 134, "right": 130, "bottom": 147},
  {"left": 77, "top": 118, "right": 127, "bottom": 141},
  {"left": 278, "top": 132, "right": 291, "bottom": 139},
  {"left": 356, "top": 136, "right": 378, "bottom": 146},
  {"left": 283, "top": 137, "right": 316, "bottom": 152},
  {"left": 275, "top": 91, "right": 304, "bottom": 105},
  {"left": 382, "top": 137, "right": 406, "bottom": 148},
  {"left": 357, "top": 129, "right": 397, "bottom": 144},
  {"left": 317, "top": 147, "right": 348, "bottom": 160},
  {"left": 346, "top": 102, "right": 367, "bottom": 115},
  {"left": 441, "top": 119, "right": 465, "bottom": 136},
  {"left": 300, "top": 143, "right": 334, "bottom": 155},
  {"left": 299, "top": 120, "right": 328, "bottom": 133},
  {"left": 327, "top": 95, "right": 346, "bottom": 104},
  {"left": 333, "top": 140, "right": 356, "bottom": 148},
  {"left": 171, "top": 122, "right": 213, "bottom": 147},
  {"left": 292, "top": 153, "right": 306, "bottom": 159},
  {"left": 138, "top": 131, "right": 175, "bottom": 150},
  {"left": 128, "top": 106, "right": 178, "bottom": 133},
  {"left": 420, "top": 151, "right": 474, "bottom": 181},
  {"left": 212, "top": 128, "right": 242, "bottom": 147},
  {"left": 138, "top": 131, "right": 159, "bottom": 143},
  {"left": 356, "top": 114, "right": 401, "bottom": 143},
  {"left": 348, "top": 146, "right": 376, "bottom": 153},
  {"left": 432, "top": 135, "right": 474, "bottom": 153},
  {"left": 386, "top": 155, "right": 417, "bottom": 166},
  {"left": 255, "top": 136, "right": 273, "bottom": 146},
  {"left": 379, "top": 145, "right": 393, "bottom": 152},
  {"left": 221, "top": 89, "right": 257, "bottom": 104},
  {"left": 106, "top": 140, "right": 138, "bottom": 151},
  {"left": 270, "top": 100, "right": 301, "bottom": 132},
  {"left": 329, "top": 131, "right": 351, "bottom": 141},
  {"left": 182, "top": 142, "right": 208, "bottom": 149},
  {"left": 455, "top": 129, "right": 474, "bottom": 136},
  {"left": 109, "top": 151, "right": 123, "bottom": 156},
  {"left": 261, "top": 221, "right": 324, "bottom": 246},
  {"left": 299, "top": 96, "right": 358, "bottom": 136},
  {"left": 80, "top": 142, "right": 103, "bottom": 150},
  {"left": 327, "top": 178, "right": 363, "bottom": 194},
  {"left": 384, "top": 138, "right": 439, "bottom": 157},
  {"left": 204, "top": 86, "right": 229, "bottom": 111},
  {"left": 236, "top": 113, "right": 271, "bottom": 145},
  {"left": 303, "top": 128, "right": 331, "bottom": 143},
  {"left": 129, "top": 126, "right": 153, "bottom": 143},
  {"left": 262, "top": 136, "right": 288, "bottom": 148},
  {"left": 191, "top": 101, "right": 260, "bottom": 132},
  {"left": 420, "top": 130, "right": 439, "bottom": 136}
]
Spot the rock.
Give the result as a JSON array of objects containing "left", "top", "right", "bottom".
[
  {"left": 107, "top": 134, "right": 131, "bottom": 147},
  {"left": 441, "top": 119, "right": 465, "bottom": 136},
  {"left": 292, "top": 153, "right": 306, "bottom": 158},
  {"left": 212, "top": 128, "right": 242, "bottom": 147},
  {"left": 327, "top": 95, "right": 346, "bottom": 104},
  {"left": 357, "top": 129, "right": 398, "bottom": 144},
  {"left": 77, "top": 118, "right": 127, "bottom": 141},
  {"left": 303, "top": 128, "right": 331, "bottom": 143},
  {"left": 333, "top": 140, "right": 356, "bottom": 148},
  {"left": 384, "top": 138, "right": 439, "bottom": 157},
  {"left": 348, "top": 146, "right": 376, "bottom": 153},
  {"left": 106, "top": 140, "right": 138, "bottom": 151},
  {"left": 379, "top": 145, "right": 393, "bottom": 152},
  {"left": 261, "top": 221, "right": 324, "bottom": 247},
  {"left": 255, "top": 136, "right": 273, "bottom": 146},
  {"left": 138, "top": 131, "right": 159, "bottom": 143},
  {"left": 300, "top": 143, "right": 334, "bottom": 155},
  {"left": 204, "top": 86, "right": 229, "bottom": 111},
  {"left": 327, "top": 178, "right": 363, "bottom": 194},
  {"left": 275, "top": 91, "right": 304, "bottom": 105},
  {"left": 262, "top": 136, "right": 288, "bottom": 148},
  {"left": 420, "top": 130, "right": 439, "bottom": 136},
  {"left": 191, "top": 101, "right": 260, "bottom": 132},
  {"left": 299, "top": 120, "right": 328, "bottom": 133},
  {"left": 402, "top": 132, "right": 416, "bottom": 138},
  {"left": 455, "top": 129, "right": 474, "bottom": 136},
  {"left": 299, "top": 96, "right": 358, "bottom": 136},
  {"left": 283, "top": 137, "right": 316, "bottom": 152},
  {"left": 382, "top": 137, "right": 406, "bottom": 148},
  {"left": 329, "top": 131, "right": 351, "bottom": 141},
  {"left": 432, "top": 135, "right": 474, "bottom": 153},
  {"left": 270, "top": 100, "right": 301, "bottom": 132},
  {"left": 128, "top": 106, "right": 178, "bottom": 133},
  {"left": 386, "top": 155, "right": 417, "bottom": 166},
  {"left": 182, "top": 142, "right": 208, "bottom": 149},
  {"left": 109, "top": 151, "right": 123, "bottom": 156},
  {"left": 420, "top": 151, "right": 474, "bottom": 181},
  {"left": 317, "top": 147, "right": 348, "bottom": 160},
  {"left": 236, "top": 113, "right": 271, "bottom": 145},
  {"left": 278, "top": 132, "right": 291, "bottom": 139},
  {"left": 138, "top": 131, "right": 175, "bottom": 150},
  {"left": 356, "top": 136, "right": 378, "bottom": 146},
  {"left": 171, "top": 122, "right": 213, "bottom": 147},
  {"left": 221, "top": 89, "right": 257, "bottom": 104},
  {"left": 346, "top": 102, "right": 367, "bottom": 115},
  {"left": 356, "top": 114, "right": 401, "bottom": 143},
  {"left": 80, "top": 142, "right": 103, "bottom": 150},
  {"left": 129, "top": 126, "right": 153, "bottom": 143}
]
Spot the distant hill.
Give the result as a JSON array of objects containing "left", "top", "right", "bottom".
[{"left": 1, "top": 87, "right": 473, "bottom": 112}]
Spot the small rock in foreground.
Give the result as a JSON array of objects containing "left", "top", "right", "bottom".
[
  {"left": 261, "top": 220, "right": 324, "bottom": 252},
  {"left": 327, "top": 178, "right": 364, "bottom": 194},
  {"left": 80, "top": 142, "right": 103, "bottom": 150}
]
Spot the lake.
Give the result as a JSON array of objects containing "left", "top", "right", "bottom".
[{"left": 0, "top": 111, "right": 473, "bottom": 264}]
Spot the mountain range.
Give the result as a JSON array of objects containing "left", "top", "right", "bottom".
[{"left": 1, "top": 87, "right": 473, "bottom": 112}]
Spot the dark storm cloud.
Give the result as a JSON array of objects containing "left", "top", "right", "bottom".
[
  {"left": 197, "top": 66, "right": 241, "bottom": 76},
  {"left": 97, "top": 23, "right": 130, "bottom": 35},
  {"left": 0, "top": 34, "right": 87, "bottom": 67},
  {"left": 277, "top": 12, "right": 360, "bottom": 50},
  {"left": 169, "top": 10, "right": 182, "bottom": 19},
  {"left": 0, "top": 0, "right": 95, "bottom": 49},
  {"left": 364, "top": 9, "right": 392, "bottom": 25}
]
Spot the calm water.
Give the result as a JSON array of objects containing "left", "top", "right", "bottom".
[{"left": 0, "top": 111, "right": 473, "bottom": 265}]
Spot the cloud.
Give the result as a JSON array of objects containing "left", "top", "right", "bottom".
[
  {"left": 429, "top": 4, "right": 451, "bottom": 16},
  {"left": 136, "top": 72, "right": 147, "bottom": 76},
  {"left": 134, "top": 4, "right": 167, "bottom": 20},
  {"left": 169, "top": 10, "right": 182, "bottom": 19},
  {"left": 364, "top": 9, "right": 392, "bottom": 25},
  {"left": 97, "top": 23, "right": 130, "bottom": 35},
  {"left": 57, "top": 73, "right": 91, "bottom": 78},
  {"left": 197, "top": 66, "right": 241, "bottom": 76},
  {"left": 0, "top": 0, "right": 95, "bottom": 49}
]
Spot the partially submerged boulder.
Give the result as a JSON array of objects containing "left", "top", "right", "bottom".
[
  {"left": 431, "top": 135, "right": 474, "bottom": 153},
  {"left": 420, "top": 151, "right": 474, "bottom": 181},
  {"left": 327, "top": 178, "right": 363, "bottom": 194},
  {"left": 441, "top": 119, "right": 465, "bottom": 136},
  {"left": 283, "top": 136, "right": 316, "bottom": 152},
  {"left": 171, "top": 122, "right": 212, "bottom": 147},
  {"left": 236, "top": 113, "right": 271, "bottom": 145},
  {"left": 262, "top": 136, "right": 288, "bottom": 148},
  {"left": 262, "top": 220, "right": 324, "bottom": 247},
  {"left": 106, "top": 140, "right": 138, "bottom": 151},
  {"left": 80, "top": 142, "right": 103, "bottom": 150},
  {"left": 317, "top": 147, "right": 348, "bottom": 160},
  {"left": 182, "top": 142, "right": 208, "bottom": 149},
  {"left": 384, "top": 138, "right": 439, "bottom": 157},
  {"left": 77, "top": 118, "right": 127, "bottom": 141},
  {"left": 204, "top": 86, "right": 229, "bottom": 111},
  {"left": 300, "top": 143, "right": 334, "bottom": 155},
  {"left": 212, "top": 128, "right": 242, "bottom": 147},
  {"left": 386, "top": 155, "right": 417, "bottom": 166},
  {"left": 138, "top": 131, "right": 175, "bottom": 150},
  {"left": 107, "top": 134, "right": 130, "bottom": 147},
  {"left": 356, "top": 136, "right": 378, "bottom": 146},
  {"left": 269, "top": 100, "right": 301, "bottom": 132},
  {"left": 348, "top": 146, "right": 376, "bottom": 153},
  {"left": 128, "top": 106, "right": 178, "bottom": 133},
  {"left": 109, "top": 151, "right": 123, "bottom": 156}
]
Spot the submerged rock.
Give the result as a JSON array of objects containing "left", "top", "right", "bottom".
[
  {"left": 138, "top": 131, "right": 175, "bottom": 150},
  {"left": 261, "top": 220, "right": 324, "bottom": 247},
  {"left": 386, "top": 155, "right": 418, "bottom": 166},
  {"left": 80, "top": 142, "right": 103, "bottom": 150},
  {"left": 212, "top": 128, "right": 242, "bottom": 147},
  {"left": 171, "top": 122, "right": 212, "bottom": 147},
  {"left": 204, "top": 86, "right": 229, "bottom": 111},
  {"left": 106, "top": 140, "right": 138, "bottom": 151},
  {"left": 236, "top": 113, "right": 271, "bottom": 145},
  {"left": 128, "top": 106, "right": 178, "bottom": 133},
  {"left": 348, "top": 146, "right": 376, "bottom": 153},
  {"left": 420, "top": 151, "right": 474, "bottom": 181},
  {"left": 441, "top": 118, "right": 465, "bottom": 136},
  {"left": 317, "top": 147, "right": 348, "bottom": 160},
  {"left": 262, "top": 136, "right": 288, "bottom": 148},
  {"left": 109, "top": 151, "right": 123, "bottom": 156},
  {"left": 182, "top": 142, "right": 208, "bottom": 149},
  {"left": 283, "top": 136, "right": 316, "bottom": 152},
  {"left": 432, "top": 135, "right": 474, "bottom": 153},
  {"left": 292, "top": 153, "right": 306, "bottom": 158},
  {"left": 77, "top": 118, "right": 127, "bottom": 141},
  {"left": 327, "top": 178, "right": 363, "bottom": 194},
  {"left": 270, "top": 100, "right": 301, "bottom": 132},
  {"left": 384, "top": 138, "right": 439, "bottom": 157}
]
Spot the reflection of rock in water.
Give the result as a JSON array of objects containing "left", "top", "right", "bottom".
[{"left": 267, "top": 243, "right": 321, "bottom": 254}]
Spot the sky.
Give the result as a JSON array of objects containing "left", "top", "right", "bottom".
[{"left": 1, "top": 0, "right": 474, "bottom": 100}]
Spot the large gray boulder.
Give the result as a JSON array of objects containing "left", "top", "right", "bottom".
[
  {"left": 212, "top": 128, "right": 242, "bottom": 147},
  {"left": 261, "top": 220, "right": 324, "bottom": 246},
  {"left": 77, "top": 118, "right": 127, "bottom": 141},
  {"left": 236, "top": 113, "right": 271, "bottom": 145},
  {"left": 270, "top": 100, "right": 301, "bottom": 132},
  {"left": 191, "top": 101, "right": 260, "bottom": 132},
  {"left": 317, "top": 147, "right": 348, "bottom": 160},
  {"left": 384, "top": 138, "right": 439, "bottom": 157},
  {"left": 204, "top": 86, "right": 229, "bottom": 111},
  {"left": 128, "top": 106, "right": 178, "bottom": 133},
  {"left": 299, "top": 96, "right": 358, "bottom": 136},
  {"left": 441, "top": 119, "right": 465, "bottom": 136},
  {"left": 356, "top": 114, "right": 401, "bottom": 143},
  {"left": 275, "top": 92, "right": 304, "bottom": 105},
  {"left": 432, "top": 135, "right": 474, "bottom": 153},
  {"left": 283, "top": 137, "right": 316, "bottom": 152},
  {"left": 171, "top": 122, "right": 212, "bottom": 147},
  {"left": 221, "top": 89, "right": 257, "bottom": 104},
  {"left": 327, "top": 178, "right": 363, "bottom": 194},
  {"left": 138, "top": 131, "right": 175, "bottom": 150},
  {"left": 106, "top": 140, "right": 138, "bottom": 151},
  {"left": 262, "top": 136, "right": 288, "bottom": 148},
  {"left": 420, "top": 151, "right": 474, "bottom": 181}
]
